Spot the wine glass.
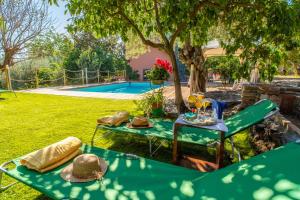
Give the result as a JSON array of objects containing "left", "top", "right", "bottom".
[
  {"left": 188, "top": 95, "right": 196, "bottom": 105},
  {"left": 195, "top": 100, "right": 203, "bottom": 119},
  {"left": 197, "top": 94, "right": 205, "bottom": 102},
  {"left": 202, "top": 99, "right": 211, "bottom": 113},
  {"left": 187, "top": 95, "right": 197, "bottom": 113}
]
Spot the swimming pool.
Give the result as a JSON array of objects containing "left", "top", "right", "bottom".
[{"left": 70, "top": 82, "right": 166, "bottom": 94}]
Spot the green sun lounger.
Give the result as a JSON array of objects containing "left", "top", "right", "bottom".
[
  {"left": 1, "top": 141, "right": 300, "bottom": 199},
  {"left": 92, "top": 99, "right": 279, "bottom": 157}
]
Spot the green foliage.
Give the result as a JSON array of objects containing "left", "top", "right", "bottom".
[
  {"left": 259, "top": 63, "right": 278, "bottom": 82},
  {"left": 220, "top": 0, "right": 300, "bottom": 73},
  {"left": 129, "top": 70, "right": 140, "bottom": 80},
  {"left": 146, "top": 66, "right": 170, "bottom": 81},
  {"left": 63, "top": 48, "right": 82, "bottom": 72},
  {"left": 281, "top": 32, "right": 300, "bottom": 75},
  {"left": 62, "top": 33, "right": 139, "bottom": 80},
  {"left": 205, "top": 52, "right": 284, "bottom": 82},
  {"left": 125, "top": 31, "right": 150, "bottom": 59},
  {"left": 29, "top": 29, "right": 74, "bottom": 65},
  {"left": 9, "top": 58, "right": 64, "bottom": 89},
  {"left": 134, "top": 90, "right": 164, "bottom": 116},
  {"left": 253, "top": 44, "right": 285, "bottom": 82},
  {"left": 37, "top": 65, "right": 63, "bottom": 86},
  {"left": 9, "top": 64, "right": 36, "bottom": 89},
  {"left": 205, "top": 56, "right": 249, "bottom": 83},
  {"left": 29, "top": 30, "right": 139, "bottom": 82}
]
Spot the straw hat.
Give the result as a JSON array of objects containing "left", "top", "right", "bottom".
[
  {"left": 131, "top": 116, "right": 149, "bottom": 127},
  {"left": 60, "top": 154, "right": 108, "bottom": 182},
  {"left": 127, "top": 116, "right": 153, "bottom": 128}
]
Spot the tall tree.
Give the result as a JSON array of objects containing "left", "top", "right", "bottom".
[
  {"left": 49, "top": 0, "right": 299, "bottom": 113},
  {"left": 28, "top": 29, "right": 74, "bottom": 64},
  {"left": 0, "top": 0, "right": 52, "bottom": 69}
]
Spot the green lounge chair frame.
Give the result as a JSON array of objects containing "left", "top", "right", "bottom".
[
  {"left": 1, "top": 141, "right": 300, "bottom": 199},
  {"left": 173, "top": 99, "right": 279, "bottom": 167},
  {"left": 92, "top": 118, "right": 174, "bottom": 157},
  {"left": 92, "top": 99, "right": 279, "bottom": 160}
]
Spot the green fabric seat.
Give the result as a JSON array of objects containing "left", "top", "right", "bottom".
[
  {"left": 188, "top": 141, "right": 300, "bottom": 199},
  {"left": 3, "top": 142, "right": 300, "bottom": 199},
  {"left": 4, "top": 145, "right": 201, "bottom": 200},
  {"left": 178, "top": 99, "right": 278, "bottom": 145},
  {"left": 98, "top": 99, "right": 278, "bottom": 145},
  {"left": 99, "top": 118, "right": 174, "bottom": 140}
]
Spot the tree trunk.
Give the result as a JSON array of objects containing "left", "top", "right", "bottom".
[
  {"left": 166, "top": 47, "right": 186, "bottom": 113},
  {"left": 179, "top": 40, "right": 207, "bottom": 93},
  {"left": 1, "top": 49, "right": 15, "bottom": 69},
  {"left": 192, "top": 64, "right": 207, "bottom": 93},
  {"left": 297, "top": 67, "right": 300, "bottom": 76}
]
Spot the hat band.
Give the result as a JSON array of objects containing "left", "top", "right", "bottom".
[{"left": 72, "top": 170, "right": 102, "bottom": 179}]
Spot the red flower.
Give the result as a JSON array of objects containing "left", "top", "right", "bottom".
[{"left": 154, "top": 58, "right": 172, "bottom": 74}]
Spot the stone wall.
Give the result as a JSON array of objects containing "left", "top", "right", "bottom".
[
  {"left": 295, "top": 96, "right": 300, "bottom": 118},
  {"left": 241, "top": 84, "right": 300, "bottom": 118}
]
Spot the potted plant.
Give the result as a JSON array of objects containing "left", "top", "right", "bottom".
[
  {"left": 146, "top": 58, "right": 172, "bottom": 85},
  {"left": 134, "top": 89, "right": 165, "bottom": 117}
]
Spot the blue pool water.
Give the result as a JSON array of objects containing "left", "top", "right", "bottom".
[{"left": 71, "top": 82, "right": 166, "bottom": 94}]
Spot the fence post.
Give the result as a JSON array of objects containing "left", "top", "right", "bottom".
[
  {"left": 107, "top": 70, "right": 110, "bottom": 81},
  {"left": 35, "top": 68, "right": 39, "bottom": 88},
  {"left": 124, "top": 70, "right": 126, "bottom": 81},
  {"left": 63, "top": 69, "right": 67, "bottom": 86},
  {"left": 5, "top": 65, "right": 12, "bottom": 90},
  {"left": 81, "top": 70, "right": 84, "bottom": 85},
  {"left": 97, "top": 70, "right": 100, "bottom": 83},
  {"left": 85, "top": 68, "right": 88, "bottom": 84}
]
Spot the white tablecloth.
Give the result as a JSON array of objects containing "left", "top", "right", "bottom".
[{"left": 175, "top": 114, "right": 228, "bottom": 132}]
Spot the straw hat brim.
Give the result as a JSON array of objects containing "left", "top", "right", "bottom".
[
  {"left": 60, "top": 157, "right": 108, "bottom": 183},
  {"left": 127, "top": 122, "right": 153, "bottom": 129}
]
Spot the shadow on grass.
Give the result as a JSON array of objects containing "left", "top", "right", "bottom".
[
  {"left": 94, "top": 131, "right": 225, "bottom": 167},
  {"left": 34, "top": 194, "right": 51, "bottom": 200}
]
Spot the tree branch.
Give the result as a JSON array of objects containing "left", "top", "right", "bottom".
[
  {"left": 170, "top": 0, "right": 217, "bottom": 46},
  {"left": 143, "top": 0, "right": 154, "bottom": 12},
  {"left": 153, "top": 0, "right": 169, "bottom": 46},
  {"left": 170, "top": 0, "right": 263, "bottom": 46},
  {"left": 118, "top": 10, "right": 164, "bottom": 49}
]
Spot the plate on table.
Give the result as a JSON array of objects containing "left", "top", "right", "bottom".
[{"left": 182, "top": 116, "right": 217, "bottom": 126}]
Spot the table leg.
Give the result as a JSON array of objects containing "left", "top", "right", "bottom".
[
  {"left": 216, "top": 131, "right": 225, "bottom": 168},
  {"left": 172, "top": 124, "right": 180, "bottom": 163}
]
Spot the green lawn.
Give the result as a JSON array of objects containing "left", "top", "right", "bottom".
[
  {"left": 0, "top": 93, "right": 141, "bottom": 199},
  {"left": 0, "top": 93, "right": 255, "bottom": 199}
]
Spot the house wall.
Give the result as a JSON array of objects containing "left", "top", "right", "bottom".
[{"left": 129, "top": 47, "right": 171, "bottom": 81}]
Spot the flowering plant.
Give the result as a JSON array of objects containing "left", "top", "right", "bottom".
[{"left": 146, "top": 58, "right": 172, "bottom": 81}]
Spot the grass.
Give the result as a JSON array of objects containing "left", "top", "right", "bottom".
[
  {"left": 0, "top": 92, "right": 255, "bottom": 199},
  {"left": 274, "top": 75, "right": 300, "bottom": 78}
]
